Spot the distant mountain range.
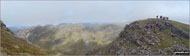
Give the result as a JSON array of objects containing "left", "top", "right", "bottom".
[
  {"left": 13, "top": 23, "right": 125, "bottom": 55},
  {"left": 7, "top": 23, "right": 109, "bottom": 31},
  {"left": 8, "top": 26, "right": 30, "bottom": 31}
]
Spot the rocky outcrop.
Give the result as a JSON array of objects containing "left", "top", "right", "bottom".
[
  {"left": 171, "top": 26, "right": 189, "bottom": 39},
  {"left": 88, "top": 18, "right": 189, "bottom": 55},
  {"left": 0, "top": 20, "right": 13, "bottom": 34}
]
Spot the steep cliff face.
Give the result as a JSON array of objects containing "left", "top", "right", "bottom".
[
  {"left": 0, "top": 20, "right": 56, "bottom": 55},
  {"left": 88, "top": 18, "right": 189, "bottom": 55}
]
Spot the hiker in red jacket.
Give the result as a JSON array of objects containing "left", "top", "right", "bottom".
[
  {"left": 162, "top": 16, "right": 165, "bottom": 21},
  {"left": 153, "top": 25, "right": 156, "bottom": 33},
  {"left": 153, "top": 26, "right": 156, "bottom": 30}
]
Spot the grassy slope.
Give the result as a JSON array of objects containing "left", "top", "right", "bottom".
[
  {"left": 0, "top": 26, "right": 56, "bottom": 55},
  {"left": 19, "top": 24, "right": 122, "bottom": 54},
  {"left": 168, "top": 20, "right": 189, "bottom": 32},
  {"left": 51, "top": 24, "right": 122, "bottom": 54}
]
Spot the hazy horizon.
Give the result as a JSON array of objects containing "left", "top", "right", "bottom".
[{"left": 1, "top": 1, "right": 189, "bottom": 27}]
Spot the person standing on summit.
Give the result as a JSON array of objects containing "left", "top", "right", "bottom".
[
  {"left": 166, "top": 17, "right": 169, "bottom": 21},
  {"left": 166, "top": 17, "right": 169, "bottom": 23},
  {"left": 162, "top": 16, "right": 165, "bottom": 21},
  {"left": 156, "top": 16, "right": 158, "bottom": 18},
  {"left": 160, "top": 16, "right": 162, "bottom": 19}
]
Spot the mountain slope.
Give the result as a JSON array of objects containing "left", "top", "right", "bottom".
[
  {"left": 13, "top": 23, "right": 124, "bottom": 54},
  {"left": 0, "top": 20, "right": 56, "bottom": 55},
  {"left": 88, "top": 18, "right": 189, "bottom": 55}
]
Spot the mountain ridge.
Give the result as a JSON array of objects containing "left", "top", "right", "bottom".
[
  {"left": 13, "top": 23, "right": 124, "bottom": 54},
  {"left": 88, "top": 18, "right": 189, "bottom": 55},
  {"left": 3, "top": 18, "right": 189, "bottom": 55}
]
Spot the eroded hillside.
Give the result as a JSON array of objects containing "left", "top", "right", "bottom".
[{"left": 13, "top": 23, "right": 124, "bottom": 55}]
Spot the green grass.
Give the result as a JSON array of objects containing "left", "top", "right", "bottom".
[
  {"left": 145, "top": 24, "right": 189, "bottom": 49},
  {"left": 168, "top": 20, "right": 189, "bottom": 32},
  {"left": 0, "top": 27, "right": 56, "bottom": 55},
  {"left": 156, "top": 29, "right": 176, "bottom": 49}
]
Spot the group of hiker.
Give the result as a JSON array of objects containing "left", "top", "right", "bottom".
[
  {"left": 144, "top": 23, "right": 161, "bottom": 33},
  {"left": 156, "top": 15, "right": 169, "bottom": 21},
  {"left": 144, "top": 16, "right": 170, "bottom": 33}
]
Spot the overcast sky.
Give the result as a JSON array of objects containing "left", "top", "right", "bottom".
[{"left": 1, "top": 1, "right": 189, "bottom": 26}]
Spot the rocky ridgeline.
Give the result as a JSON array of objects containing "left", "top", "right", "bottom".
[
  {"left": 89, "top": 18, "right": 189, "bottom": 55},
  {"left": 120, "top": 19, "right": 189, "bottom": 54},
  {"left": 120, "top": 19, "right": 189, "bottom": 39}
]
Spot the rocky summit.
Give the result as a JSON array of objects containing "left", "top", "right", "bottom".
[{"left": 88, "top": 18, "right": 189, "bottom": 55}]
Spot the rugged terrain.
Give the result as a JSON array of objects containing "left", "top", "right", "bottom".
[
  {"left": 88, "top": 18, "right": 189, "bottom": 55},
  {"left": 13, "top": 23, "right": 124, "bottom": 55},
  {"left": 0, "top": 20, "right": 56, "bottom": 55},
  {"left": 5, "top": 18, "right": 189, "bottom": 55}
]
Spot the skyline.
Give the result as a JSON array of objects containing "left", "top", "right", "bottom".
[{"left": 1, "top": 1, "right": 189, "bottom": 26}]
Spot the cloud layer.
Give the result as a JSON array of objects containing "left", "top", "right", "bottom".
[{"left": 1, "top": 1, "right": 189, "bottom": 26}]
